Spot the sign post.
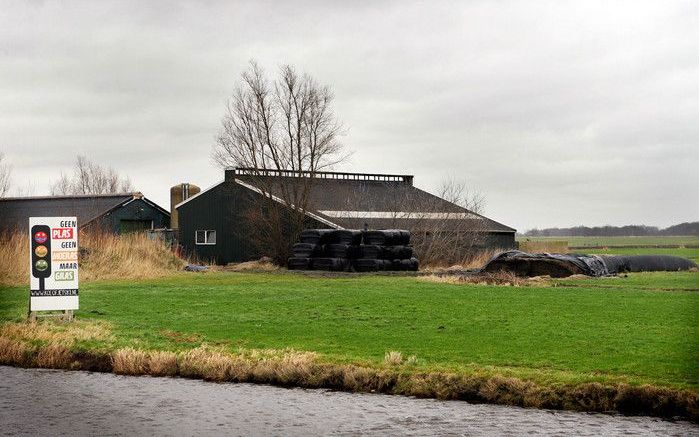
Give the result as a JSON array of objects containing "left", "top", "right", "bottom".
[{"left": 29, "top": 217, "right": 79, "bottom": 321}]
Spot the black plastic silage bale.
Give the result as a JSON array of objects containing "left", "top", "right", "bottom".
[
  {"left": 299, "top": 229, "right": 333, "bottom": 245},
  {"left": 323, "top": 229, "right": 363, "bottom": 245},
  {"left": 602, "top": 255, "right": 697, "bottom": 273},
  {"left": 287, "top": 257, "right": 311, "bottom": 270},
  {"left": 310, "top": 257, "right": 349, "bottom": 272},
  {"left": 353, "top": 244, "right": 381, "bottom": 259},
  {"left": 380, "top": 245, "right": 413, "bottom": 260},
  {"left": 363, "top": 230, "right": 389, "bottom": 245},
  {"left": 363, "top": 229, "right": 410, "bottom": 246},
  {"left": 353, "top": 259, "right": 381, "bottom": 272},
  {"left": 324, "top": 244, "right": 350, "bottom": 258},
  {"left": 292, "top": 243, "right": 321, "bottom": 258}
]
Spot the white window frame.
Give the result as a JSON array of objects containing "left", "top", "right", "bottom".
[{"left": 195, "top": 230, "right": 216, "bottom": 245}]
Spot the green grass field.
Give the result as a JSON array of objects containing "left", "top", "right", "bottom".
[
  {"left": 516, "top": 235, "right": 699, "bottom": 262},
  {"left": 585, "top": 247, "right": 699, "bottom": 263},
  {"left": 517, "top": 235, "right": 699, "bottom": 247},
  {"left": 2, "top": 271, "right": 697, "bottom": 389}
]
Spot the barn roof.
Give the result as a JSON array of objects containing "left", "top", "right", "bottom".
[
  {"left": 0, "top": 193, "right": 168, "bottom": 233},
  {"left": 179, "top": 168, "right": 515, "bottom": 233}
]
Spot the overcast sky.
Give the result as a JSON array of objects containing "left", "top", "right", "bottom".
[{"left": 1, "top": 1, "right": 697, "bottom": 231}]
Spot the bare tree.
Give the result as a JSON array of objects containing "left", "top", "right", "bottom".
[
  {"left": 213, "top": 61, "right": 346, "bottom": 262},
  {"left": 437, "top": 177, "right": 485, "bottom": 215},
  {"left": 0, "top": 152, "right": 11, "bottom": 197},
  {"left": 338, "top": 177, "right": 490, "bottom": 266},
  {"left": 412, "top": 179, "right": 490, "bottom": 266},
  {"left": 51, "top": 155, "right": 133, "bottom": 195}
]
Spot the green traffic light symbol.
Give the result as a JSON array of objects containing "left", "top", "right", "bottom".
[{"left": 35, "top": 259, "right": 49, "bottom": 271}]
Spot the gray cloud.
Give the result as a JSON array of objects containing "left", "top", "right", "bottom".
[{"left": 1, "top": 0, "right": 697, "bottom": 231}]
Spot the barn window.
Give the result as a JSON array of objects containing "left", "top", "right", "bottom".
[{"left": 195, "top": 230, "right": 216, "bottom": 245}]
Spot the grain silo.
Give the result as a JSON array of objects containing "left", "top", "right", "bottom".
[{"left": 170, "top": 183, "right": 200, "bottom": 229}]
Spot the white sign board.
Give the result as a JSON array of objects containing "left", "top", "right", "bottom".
[{"left": 29, "top": 217, "right": 79, "bottom": 311}]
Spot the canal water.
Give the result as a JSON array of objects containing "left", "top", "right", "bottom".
[{"left": 0, "top": 366, "right": 695, "bottom": 436}]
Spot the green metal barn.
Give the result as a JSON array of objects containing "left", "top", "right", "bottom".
[{"left": 176, "top": 168, "right": 516, "bottom": 264}]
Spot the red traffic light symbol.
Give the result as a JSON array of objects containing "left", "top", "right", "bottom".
[{"left": 34, "top": 231, "right": 48, "bottom": 244}]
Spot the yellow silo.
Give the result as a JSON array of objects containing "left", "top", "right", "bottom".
[{"left": 170, "top": 183, "right": 200, "bottom": 229}]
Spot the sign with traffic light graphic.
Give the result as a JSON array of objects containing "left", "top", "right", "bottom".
[{"left": 29, "top": 217, "right": 79, "bottom": 311}]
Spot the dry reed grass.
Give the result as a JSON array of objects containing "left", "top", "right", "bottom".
[
  {"left": 419, "top": 271, "right": 531, "bottom": 287},
  {"left": 518, "top": 240, "right": 569, "bottom": 253},
  {"left": 79, "top": 232, "right": 185, "bottom": 282},
  {"left": 180, "top": 346, "right": 234, "bottom": 381},
  {"left": 0, "top": 336, "right": 696, "bottom": 421},
  {"left": 384, "top": 351, "right": 403, "bottom": 365},
  {"left": 0, "top": 320, "right": 113, "bottom": 344},
  {"left": 0, "top": 231, "right": 185, "bottom": 286},
  {"left": 0, "top": 232, "right": 27, "bottom": 286},
  {"left": 112, "top": 348, "right": 150, "bottom": 375},
  {"left": 226, "top": 258, "right": 279, "bottom": 272},
  {"left": 0, "top": 337, "right": 29, "bottom": 365},
  {"left": 35, "top": 343, "right": 74, "bottom": 369},
  {"left": 422, "top": 248, "right": 502, "bottom": 271},
  {"left": 147, "top": 351, "right": 179, "bottom": 376}
]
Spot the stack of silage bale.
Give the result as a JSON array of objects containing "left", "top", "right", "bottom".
[
  {"left": 353, "top": 229, "right": 418, "bottom": 272},
  {"left": 287, "top": 229, "right": 419, "bottom": 272}
]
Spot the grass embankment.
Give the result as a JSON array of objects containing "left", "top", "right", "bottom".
[
  {"left": 0, "top": 231, "right": 184, "bottom": 286},
  {"left": 1, "top": 271, "right": 697, "bottom": 420}
]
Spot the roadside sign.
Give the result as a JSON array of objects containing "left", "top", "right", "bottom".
[{"left": 29, "top": 217, "right": 79, "bottom": 312}]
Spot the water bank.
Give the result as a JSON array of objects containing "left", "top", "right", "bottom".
[
  {"left": 1, "top": 366, "right": 695, "bottom": 436},
  {"left": 1, "top": 338, "right": 696, "bottom": 422}
]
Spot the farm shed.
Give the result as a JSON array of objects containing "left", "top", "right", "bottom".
[
  {"left": 0, "top": 193, "right": 169, "bottom": 235},
  {"left": 176, "top": 168, "right": 516, "bottom": 264}
]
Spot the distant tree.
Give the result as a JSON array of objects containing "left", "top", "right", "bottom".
[
  {"left": 662, "top": 222, "right": 699, "bottom": 236},
  {"left": 0, "top": 152, "right": 11, "bottom": 197},
  {"left": 523, "top": 223, "right": 697, "bottom": 237},
  {"left": 212, "top": 61, "right": 346, "bottom": 262},
  {"left": 51, "top": 155, "right": 133, "bottom": 195}
]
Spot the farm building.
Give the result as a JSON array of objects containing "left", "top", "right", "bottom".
[
  {"left": 0, "top": 193, "right": 170, "bottom": 235},
  {"left": 176, "top": 168, "right": 516, "bottom": 264}
]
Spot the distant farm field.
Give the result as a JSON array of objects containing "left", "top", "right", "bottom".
[
  {"left": 516, "top": 235, "right": 699, "bottom": 262},
  {"left": 516, "top": 235, "right": 699, "bottom": 247}
]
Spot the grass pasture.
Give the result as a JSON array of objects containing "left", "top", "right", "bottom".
[
  {"left": 1, "top": 271, "right": 697, "bottom": 390},
  {"left": 517, "top": 235, "right": 699, "bottom": 247},
  {"left": 1, "top": 234, "right": 698, "bottom": 419},
  {"left": 517, "top": 235, "right": 699, "bottom": 262}
]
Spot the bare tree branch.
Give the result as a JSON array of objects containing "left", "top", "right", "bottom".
[
  {"left": 340, "top": 177, "right": 489, "bottom": 266},
  {"left": 213, "top": 61, "right": 347, "bottom": 262},
  {"left": 0, "top": 152, "right": 11, "bottom": 197},
  {"left": 50, "top": 155, "right": 134, "bottom": 195}
]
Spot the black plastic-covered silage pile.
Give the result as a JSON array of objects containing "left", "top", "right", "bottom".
[
  {"left": 600, "top": 255, "right": 697, "bottom": 274},
  {"left": 288, "top": 229, "right": 419, "bottom": 272},
  {"left": 481, "top": 250, "right": 697, "bottom": 278}
]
